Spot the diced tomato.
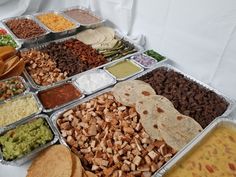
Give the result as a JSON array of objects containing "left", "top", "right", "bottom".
[
  {"left": 205, "top": 164, "right": 214, "bottom": 173},
  {"left": 0, "top": 28, "right": 7, "bottom": 35},
  {"left": 228, "top": 163, "right": 236, "bottom": 171}
]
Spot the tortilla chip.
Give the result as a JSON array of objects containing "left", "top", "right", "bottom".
[
  {"left": 0, "top": 46, "right": 16, "bottom": 61},
  {"left": 0, "top": 58, "right": 25, "bottom": 79},
  {"left": 71, "top": 153, "right": 83, "bottom": 177},
  {"left": 3, "top": 55, "right": 19, "bottom": 73},
  {"left": 0, "top": 61, "right": 5, "bottom": 75},
  {"left": 27, "top": 145, "right": 73, "bottom": 177}
]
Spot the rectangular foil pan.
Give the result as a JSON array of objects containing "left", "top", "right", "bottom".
[
  {"left": 34, "top": 11, "right": 80, "bottom": 37},
  {"left": 0, "top": 76, "right": 30, "bottom": 103},
  {"left": 61, "top": 6, "right": 106, "bottom": 28},
  {"left": 130, "top": 63, "right": 235, "bottom": 118},
  {"left": 0, "top": 92, "right": 43, "bottom": 131},
  {"left": 72, "top": 69, "right": 117, "bottom": 95},
  {"left": 0, "top": 21, "right": 22, "bottom": 50},
  {"left": 155, "top": 118, "right": 236, "bottom": 177},
  {"left": 103, "top": 58, "right": 144, "bottom": 81},
  {"left": 49, "top": 87, "right": 201, "bottom": 177},
  {"left": 36, "top": 79, "right": 85, "bottom": 113},
  {"left": 1, "top": 15, "right": 50, "bottom": 44},
  {"left": 22, "top": 31, "right": 143, "bottom": 90},
  {"left": 128, "top": 50, "right": 169, "bottom": 69},
  {"left": 0, "top": 114, "right": 59, "bottom": 166}
]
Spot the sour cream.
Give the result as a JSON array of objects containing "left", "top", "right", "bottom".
[{"left": 75, "top": 69, "right": 115, "bottom": 94}]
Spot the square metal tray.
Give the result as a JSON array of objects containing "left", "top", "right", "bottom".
[
  {"left": 61, "top": 6, "right": 106, "bottom": 28},
  {"left": 0, "top": 76, "right": 30, "bottom": 103},
  {"left": 104, "top": 58, "right": 144, "bottom": 81},
  {"left": 0, "top": 92, "right": 43, "bottom": 130},
  {"left": 34, "top": 11, "right": 80, "bottom": 37},
  {"left": 36, "top": 80, "right": 85, "bottom": 113},
  {"left": 0, "top": 114, "right": 59, "bottom": 166},
  {"left": 72, "top": 69, "right": 117, "bottom": 95},
  {"left": 0, "top": 21, "right": 22, "bottom": 50},
  {"left": 1, "top": 15, "right": 50, "bottom": 44},
  {"left": 155, "top": 118, "right": 236, "bottom": 176}
]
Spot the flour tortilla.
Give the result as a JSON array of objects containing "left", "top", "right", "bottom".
[
  {"left": 77, "top": 29, "right": 105, "bottom": 45},
  {"left": 135, "top": 95, "right": 176, "bottom": 140},
  {"left": 158, "top": 113, "right": 203, "bottom": 151},
  {"left": 112, "top": 80, "right": 156, "bottom": 107},
  {"left": 96, "top": 27, "right": 115, "bottom": 43},
  {"left": 27, "top": 145, "right": 73, "bottom": 177},
  {"left": 135, "top": 95, "right": 202, "bottom": 151}
]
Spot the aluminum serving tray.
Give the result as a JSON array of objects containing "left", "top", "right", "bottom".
[
  {"left": 50, "top": 87, "right": 186, "bottom": 177},
  {"left": 155, "top": 118, "right": 236, "bottom": 177},
  {"left": 34, "top": 11, "right": 80, "bottom": 37},
  {"left": 1, "top": 15, "right": 50, "bottom": 44},
  {"left": 72, "top": 69, "right": 117, "bottom": 95},
  {"left": 61, "top": 6, "right": 106, "bottom": 28},
  {"left": 104, "top": 58, "right": 144, "bottom": 81},
  {"left": 22, "top": 31, "right": 143, "bottom": 90},
  {"left": 131, "top": 63, "right": 235, "bottom": 118},
  {"left": 143, "top": 49, "right": 167, "bottom": 63},
  {"left": 130, "top": 53, "right": 158, "bottom": 69},
  {"left": 0, "top": 76, "right": 29, "bottom": 103},
  {"left": 0, "top": 92, "right": 43, "bottom": 130},
  {"left": 142, "top": 49, "right": 168, "bottom": 68},
  {"left": 51, "top": 81, "right": 235, "bottom": 177},
  {"left": 0, "top": 21, "right": 22, "bottom": 50},
  {"left": 36, "top": 80, "right": 85, "bottom": 113},
  {"left": 0, "top": 114, "right": 59, "bottom": 166}
]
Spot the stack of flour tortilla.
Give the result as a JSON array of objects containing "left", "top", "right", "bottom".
[
  {"left": 112, "top": 80, "right": 203, "bottom": 151},
  {"left": 77, "top": 27, "right": 118, "bottom": 50}
]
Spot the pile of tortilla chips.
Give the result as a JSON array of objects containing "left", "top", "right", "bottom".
[
  {"left": 0, "top": 46, "right": 25, "bottom": 79},
  {"left": 27, "top": 145, "right": 97, "bottom": 177}
]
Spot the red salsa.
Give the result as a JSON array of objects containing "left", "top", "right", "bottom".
[{"left": 38, "top": 83, "right": 81, "bottom": 109}]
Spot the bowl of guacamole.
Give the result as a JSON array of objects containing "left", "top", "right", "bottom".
[{"left": 0, "top": 116, "right": 54, "bottom": 162}]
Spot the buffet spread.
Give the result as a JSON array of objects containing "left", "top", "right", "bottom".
[{"left": 0, "top": 6, "right": 236, "bottom": 177}]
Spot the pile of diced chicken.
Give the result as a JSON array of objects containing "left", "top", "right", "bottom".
[{"left": 57, "top": 93, "right": 175, "bottom": 177}]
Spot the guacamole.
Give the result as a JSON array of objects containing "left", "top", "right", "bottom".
[{"left": 0, "top": 118, "right": 53, "bottom": 160}]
